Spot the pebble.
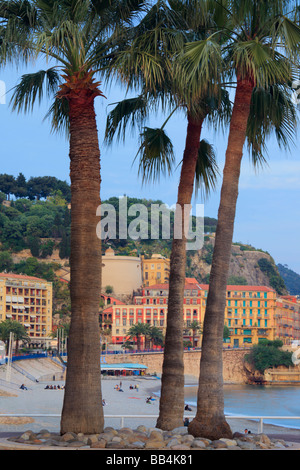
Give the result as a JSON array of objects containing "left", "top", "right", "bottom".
[{"left": 7, "top": 427, "right": 295, "bottom": 450}]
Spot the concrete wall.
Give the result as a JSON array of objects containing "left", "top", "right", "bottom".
[{"left": 104, "top": 349, "right": 249, "bottom": 384}]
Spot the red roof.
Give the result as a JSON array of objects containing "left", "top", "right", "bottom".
[
  {"left": 199, "top": 284, "right": 276, "bottom": 292},
  {"left": 101, "top": 294, "right": 125, "bottom": 305},
  {"left": 145, "top": 278, "right": 202, "bottom": 290},
  {"left": 0, "top": 272, "right": 48, "bottom": 283}
]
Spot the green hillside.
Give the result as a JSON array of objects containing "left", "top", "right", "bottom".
[{"left": 277, "top": 264, "right": 300, "bottom": 296}]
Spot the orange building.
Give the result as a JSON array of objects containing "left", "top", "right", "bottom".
[
  {"left": 0, "top": 272, "right": 53, "bottom": 348},
  {"left": 102, "top": 278, "right": 202, "bottom": 347}
]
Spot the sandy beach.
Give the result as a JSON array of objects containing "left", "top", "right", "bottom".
[{"left": 1, "top": 359, "right": 300, "bottom": 443}]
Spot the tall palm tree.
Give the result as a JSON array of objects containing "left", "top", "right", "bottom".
[
  {"left": 181, "top": 0, "right": 300, "bottom": 439},
  {"left": 0, "top": 0, "right": 147, "bottom": 435},
  {"left": 105, "top": 0, "right": 225, "bottom": 430}
]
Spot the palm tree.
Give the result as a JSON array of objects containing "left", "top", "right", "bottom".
[
  {"left": 181, "top": 0, "right": 300, "bottom": 439},
  {"left": 127, "top": 322, "right": 148, "bottom": 351},
  {"left": 105, "top": 0, "right": 225, "bottom": 430},
  {"left": 0, "top": 0, "right": 146, "bottom": 435},
  {"left": 0, "top": 319, "right": 29, "bottom": 354},
  {"left": 188, "top": 320, "right": 202, "bottom": 347}
]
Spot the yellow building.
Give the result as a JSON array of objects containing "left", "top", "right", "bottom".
[
  {"left": 141, "top": 254, "right": 170, "bottom": 286},
  {"left": 200, "top": 285, "right": 278, "bottom": 347},
  {"left": 0, "top": 273, "right": 53, "bottom": 348}
]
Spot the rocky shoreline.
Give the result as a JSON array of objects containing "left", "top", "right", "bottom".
[{"left": 7, "top": 425, "right": 299, "bottom": 450}]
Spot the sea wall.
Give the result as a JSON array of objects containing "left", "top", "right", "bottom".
[{"left": 104, "top": 348, "right": 249, "bottom": 384}]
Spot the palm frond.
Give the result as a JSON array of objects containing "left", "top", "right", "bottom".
[
  {"left": 135, "top": 126, "right": 175, "bottom": 184},
  {"left": 177, "top": 37, "right": 224, "bottom": 103},
  {"left": 43, "top": 96, "right": 70, "bottom": 137},
  {"left": 247, "top": 84, "right": 298, "bottom": 166},
  {"left": 10, "top": 68, "right": 61, "bottom": 113},
  {"left": 104, "top": 95, "right": 148, "bottom": 144},
  {"left": 194, "top": 139, "right": 219, "bottom": 199}
]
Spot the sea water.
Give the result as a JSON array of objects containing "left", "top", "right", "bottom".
[{"left": 184, "top": 384, "right": 300, "bottom": 430}]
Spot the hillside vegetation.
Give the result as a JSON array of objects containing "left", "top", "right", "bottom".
[{"left": 0, "top": 178, "right": 292, "bottom": 326}]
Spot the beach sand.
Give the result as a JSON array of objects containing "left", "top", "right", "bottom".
[{"left": 1, "top": 361, "right": 300, "bottom": 443}]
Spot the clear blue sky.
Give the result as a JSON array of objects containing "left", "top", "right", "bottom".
[{"left": 1, "top": 62, "right": 300, "bottom": 275}]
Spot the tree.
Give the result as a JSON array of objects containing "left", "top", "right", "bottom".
[
  {"left": 245, "top": 340, "right": 293, "bottom": 373},
  {"left": 127, "top": 322, "right": 148, "bottom": 351},
  {"left": 0, "top": 319, "right": 29, "bottom": 354},
  {"left": 0, "top": 0, "right": 146, "bottom": 435},
  {"left": 106, "top": 0, "right": 224, "bottom": 430},
  {"left": 188, "top": 320, "right": 202, "bottom": 347},
  {"left": 182, "top": 0, "right": 300, "bottom": 440}
]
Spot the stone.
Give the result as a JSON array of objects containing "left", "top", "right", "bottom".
[
  {"left": 20, "top": 431, "right": 36, "bottom": 441},
  {"left": 191, "top": 439, "right": 207, "bottom": 449},
  {"left": 91, "top": 439, "right": 107, "bottom": 448},
  {"left": 166, "top": 438, "right": 181, "bottom": 448},
  {"left": 66, "top": 440, "right": 87, "bottom": 447},
  {"left": 86, "top": 434, "right": 100, "bottom": 445},
  {"left": 127, "top": 441, "right": 145, "bottom": 449},
  {"left": 60, "top": 432, "right": 77, "bottom": 442},
  {"left": 170, "top": 445, "right": 191, "bottom": 450},
  {"left": 171, "top": 426, "right": 188, "bottom": 435},
  {"left": 212, "top": 440, "right": 228, "bottom": 449},
  {"left": 144, "top": 439, "right": 166, "bottom": 449},
  {"left": 220, "top": 438, "right": 238, "bottom": 447},
  {"left": 149, "top": 430, "right": 164, "bottom": 441},
  {"left": 136, "top": 425, "right": 147, "bottom": 433}
]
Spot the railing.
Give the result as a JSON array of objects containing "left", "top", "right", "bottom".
[{"left": 0, "top": 414, "right": 300, "bottom": 434}]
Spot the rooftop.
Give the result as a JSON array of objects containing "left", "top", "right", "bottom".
[{"left": 0, "top": 272, "right": 49, "bottom": 283}]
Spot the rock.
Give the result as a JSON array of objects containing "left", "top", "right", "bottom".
[
  {"left": 171, "top": 426, "right": 188, "bottom": 435},
  {"left": 136, "top": 425, "right": 147, "bottom": 433},
  {"left": 220, "top": 438, "right": 238, "bottom": 447},
  {"left": 170, "top": 444, "right": 191, "bottom": 450},
  {"left": 144, "top": 439, "right": 166, "bottom": 449},
  {"left": 66, "top": 440, "right": 87, "bottom": 447},
  {"left": 20, "top": 430, "right": 37, "bottom": 441},
  {"left": 211, "top": 440, "right": 228, "bottom": 449},
  {"left": 191, "top": 439, "right": 207, "bottom": 449},
  {"left": 149, "top": 430, "right": 164, "bottom": 441},
  {"left": 127, "top": 441, "right": 145, "bottom": 449},
  {"left": 166, "top": 438, "right": 181, "bottom": 448},
  {"left": 91, "top": 439, "right": 107, "bottom": 448},
  {"left": 60, "top": 432, "right": 77, "bottom": 442},
  {"left": 236, "top": 439, "right": 257, "bottom": 450}
]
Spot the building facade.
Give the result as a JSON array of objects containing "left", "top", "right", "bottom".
[
  {"left": 102, "top": 278, "right": 202, "bottom": 346},
  {"left": 102, "top": 279, "right": 300, "bottom": 349},
  {"left": 101, "top": 247, "right": 143, "bottom": 296},
  {"left": 141, "top": 254, "right": 170, "bottom": 286},
  {"left": 0, "top": 273, "right": 53, "bottom": 347},
  {"left": 199, "top": 284, "right": 278, "bottom": 347}
]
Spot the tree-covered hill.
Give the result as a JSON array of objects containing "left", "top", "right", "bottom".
[
  {"left": 0, "top": 178, "right": 289, "bottom": 297},
  {"left": 277, "top": 263, "right": 300, "bottom": 296}
]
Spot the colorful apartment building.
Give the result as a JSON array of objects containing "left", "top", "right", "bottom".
[
  {"left": 199, "top": 284, "right": 278, "bottom": 347},
  {"left": 275, "top": 295, "right": 300, "bottom": 344},
  {"left": 102, "top": 278, "right": 300, "bottom": 349},
  {"left": 0, "top": 273, "right": 53, "bottom": 347},
  {"left": 141, "top": 254, "right": 170, "bottom": 286},
  {"left": 102, "top": 278, "right": 202, "bottom": 346}
]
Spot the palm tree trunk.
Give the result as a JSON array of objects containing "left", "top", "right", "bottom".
[
  {"left": 156, "top": 114, "right": 204, "bottom": 430},
  {"left": 60, "top": 92, "right": 104, "bottom": 435},
  {"left": 188, "top": 77, "right": 254, "bottom": 440}
]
